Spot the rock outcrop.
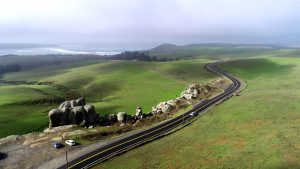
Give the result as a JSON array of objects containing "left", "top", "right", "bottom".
[
  {"left": 84, "top": 105, "right": 99, "bottom": 125},
  {"left": 108, "top": 114, "right": 117, "bottom": 123},
  {"left": 117, "top": 112, "right": 127, "bottom": 126},
  {"left": 48, "top": 107, "right": 70, "bottom": 127},
  {"left": 48, "top": 98, "right": 99, "bottom": 128},
  {"left": 58, "top": 98, "right": 86, "bottom": 109},
  {"left": 135, "top": 107, "right": 143, "bottom": 119},
  {"left": 151, "top": 82, "right": 218, "bottom": 115},
  {"left": 181, "top": 84, "right": 214, "bottom": 100},
  {"left": 151, "top": 98, "right": 181, "bottom": 115}
]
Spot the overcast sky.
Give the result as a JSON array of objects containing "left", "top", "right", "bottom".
[{"left": 1, "top": 0, "right": 300, "bottom": 46}]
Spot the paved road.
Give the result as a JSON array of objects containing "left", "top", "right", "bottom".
[{"left": 58, "top": 62, "right": 241, "bottom": 169}]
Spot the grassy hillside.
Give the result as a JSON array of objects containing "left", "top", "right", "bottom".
[
  {"left": 0, "top": 59, "right": 217, "bottom": 138},
  {"left": 0, "top": 85, "right": 63, "bottom": 137},
  {"left": 94, "top": 57, "right": 300, "bottom": 169},
  {"left": 0, "top": 54, "right": 105, "bottom": 70},
  {"left": 148, "top": 43, "right": 300, "bottom": 60}
]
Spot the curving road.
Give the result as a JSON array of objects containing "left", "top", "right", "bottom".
[{"left": 58, "top": 62, "right": 242, "bottom": 169}]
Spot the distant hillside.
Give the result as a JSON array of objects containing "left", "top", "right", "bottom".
[
  {"left": 147, "top": 43, "right": 292, "bottom": 60},
  {"left": 150, "top": 43, "right": 179, "bottom": 52},
  {"left": 0, "top": 54, "right": 107, "bottom": 70},
  {"left": 151, "top": 43, "right": 287, "bottom": 51}
]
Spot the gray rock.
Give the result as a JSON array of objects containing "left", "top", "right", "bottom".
[
  {"left": 151, "top": 107, "right": 160, "bottom": 115},
  {"left": 181, "top": 93, "right": 193, "bottom": 99},
  {"left": 181, "top": 84, "right": 202, "bottom": 99},
  {"left": 59, "top": 98, "right": 86, "bottom": 109},
  {"left": 70, "top": 100, "right": 77, "bottom": 108},
  {"left": 48, "top": 107, "right": 70, "bottom": 128},
  {"left": 48, "top": 98, "right": 99, "bottom": 128},
  {"left": 167, "top": 99, "right": 180, "bottom": 107},
  {"left": 135, "top": 107, "right": 143, "bottom": 119},
  {"left": 76, "top": 98, "right": 86, "bottom": 107},
  {"left": 160, "top": 103, "right": 173, "bottom": 113},
  {"left": 58, "top": 101, "right": 71, "bottom": 109},
  {"left": 84, "top": 105, "right": 99, "bottom": 125},
  {"left": 69, "top": 106, "right": 87, "bottom": 125},
  {"left": 117, "top": 112, "right": 127, "bottom": 123},
  {"left": 108, "top": 114, "right": 117, "bottom": 122},
  {"left": 152, "top": 101, "right": 174, "bottom": 115}
]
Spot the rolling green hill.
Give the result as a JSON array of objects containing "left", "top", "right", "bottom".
[
  {"left": 0, "top": 84, "right": 63, "bottom": 137},
  {"left": 2, "top": 47, "right": 300, "bottom": 168},
  {"left": 147, "top": 43, "right": 300, "bottom": 60},
  {"left": 0, "top": 59, "right": 217, "bottom": 138},
  {"left": 94, "top": 57, "right": 300, "bottom": 169}
]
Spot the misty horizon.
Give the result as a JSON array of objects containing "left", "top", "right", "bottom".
[{"left": 1, "top": 0, "right": 300, "bottom": 45}]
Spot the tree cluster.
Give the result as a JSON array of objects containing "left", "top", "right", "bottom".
[
  {"left": 109, "top": 51, "right": 152, "bottom": 61},
  {"left": 109, "top": 51, "right": 179, "bottom": 62}
]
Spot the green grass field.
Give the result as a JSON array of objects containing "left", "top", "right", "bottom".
[
  {"left": 3, "top": 49, "right": 300, "bottom": 168},
  {"left": 0, "top": 84, "right": 62, "bottom": 137},
  {"left": 0, "top": 59, "right": 217, "bottom": 138},
  {"left": 94, "top": 57, "right": 300, "bottom": 169}
]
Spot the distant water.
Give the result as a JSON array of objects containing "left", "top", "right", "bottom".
[{"left": 0, "top": 44, "right": 149, "bottom": 56}]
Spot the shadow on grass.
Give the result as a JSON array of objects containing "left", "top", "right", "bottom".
[
  {"left": 221, "top": 58, "right": 297, "bottom": 79},
  {"left": 161, "top": 62, "right": 217, "bottom": 81},
  {"left": 96, "top": 105, "right": 124, "bottom": 115},
  {"left": 84, "top": 81, "right": 121, "bottom": 101}
]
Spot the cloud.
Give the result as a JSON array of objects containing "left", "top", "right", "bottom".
[{"left": 0, "top": 0, "right": 300, "bottom": 44}]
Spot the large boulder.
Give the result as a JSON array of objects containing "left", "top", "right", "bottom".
[
  {"left": 181, "top": 92, "right": 193, "bottom": 99},
  {"left": 181, "top": 84, "right": 203, "bottom": 99},
  {"left": 76, "top": 98, "right": 86, "bottom": 106},
  {"left": 135, "top": 107, "right": 143, "bottom": 119},
  {"left": 192, "top": 89, "right": 199, "bottom": 98},
  {"left": 59, "top": 98, "right": 86, "bottom": 109},
  {"left": 158, "top": 102, "right": 174, "bottom": 113},
  {"left": 48, "top": 98, "right": 99, "bottom": 128},
  {"left": 180, "top": 83, "right": 218, "bottom": 100},
  {"left": 84, "top": 105, "right": 99, "bottom": 125},
  {"left": 70, "top": 100, "right": 77, "bottom": 108},
  {"left": 160, "top": 103, "right": 173, "bottom": 113},
  {"left": 58, "top": 101, "right": 71, "bottom": 109},
  {"left": 68, "top": 106, "right": 87, "bottom": 126},
  {"left": 117, "top": 112, "right": 127, "bottom": 124},
  {"left": 152, "top": 101, "right": 175, "bottom": 115},
  {"left": 108, "top": 114, "right": 117, "bottom": 122},
  {"left": 167, "top": 99, "right": 180, "bottom": 107},
  {"left": 48, "top": 107, "right": 70, "bottom": 128},
  {"left": 151, "top": 107, "right": 163, "bottom": 115},
  {"left": 99, "top": 114, "right": 117, "bottom": 126}
]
